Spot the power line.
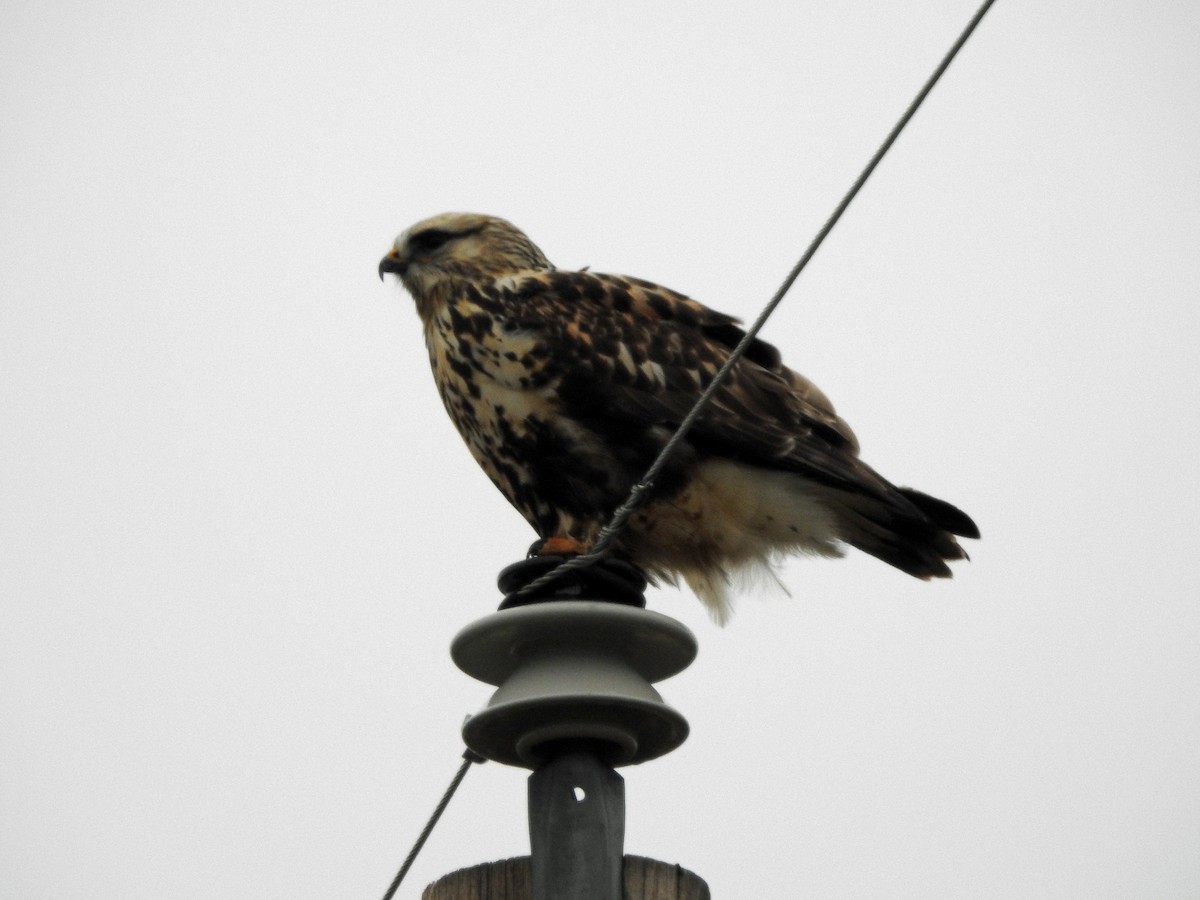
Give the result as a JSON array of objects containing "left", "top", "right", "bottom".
[
  {"left": 379, "top": 749, "right": 485, "bottom": 900},
  {"left": 509, "top": 0, "right": 998, "bottom": 604}
]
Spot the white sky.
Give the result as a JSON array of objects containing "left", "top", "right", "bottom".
[{"left": 3, "top": 1, "right": 1199, "bottom": 897}]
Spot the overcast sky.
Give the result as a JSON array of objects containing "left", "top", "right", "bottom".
[{"left": 3, "top": 1, "right": 1199, "bottom": 897}]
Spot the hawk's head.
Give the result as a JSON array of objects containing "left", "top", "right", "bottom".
[{"left": 378, "top": 213, "right": 551, "bottom": 305}]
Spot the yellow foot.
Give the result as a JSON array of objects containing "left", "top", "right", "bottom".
[{"left": 528, "top": 536, "right": 588, "bottom": 557}]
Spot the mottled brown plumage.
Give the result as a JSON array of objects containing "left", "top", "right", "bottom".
[{"left": 380, "top": 212, "right": 978, "bottom": 622}]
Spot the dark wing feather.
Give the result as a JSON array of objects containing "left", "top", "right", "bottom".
[{"left": 503, "top": 270, "right": 889, "bottom": 498}]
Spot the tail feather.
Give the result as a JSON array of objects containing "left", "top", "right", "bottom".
[
  {"left": 897, "top": 487, "right": 981, "bottom": 540},
  {"left": 828, "top": 485, "right": 978, "bottom": 580},
  {"left": 620, "top": 460, "right": 978, "bottom": 624}
]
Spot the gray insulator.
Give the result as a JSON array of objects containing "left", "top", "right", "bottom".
[{"left": 451, "top": 601, "right": 697, "bottom": 768}]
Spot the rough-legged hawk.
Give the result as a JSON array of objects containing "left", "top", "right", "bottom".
[{"left": 380, "top": 212, "right": 978, "bottom": 622}]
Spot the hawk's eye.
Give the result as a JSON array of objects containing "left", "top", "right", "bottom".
[{"left": 408, "top": 228, "right": 456, "bottom": 254}]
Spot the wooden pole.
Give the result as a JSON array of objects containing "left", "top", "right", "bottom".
[{"left": 421, "top": 856, "right": 710, "bottom": 900}]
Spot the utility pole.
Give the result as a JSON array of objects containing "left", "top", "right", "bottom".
[{"left": 424, "top": 556, "right": 709, "bottom": 899}]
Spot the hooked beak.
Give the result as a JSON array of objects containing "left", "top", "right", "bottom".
[{"left": 378, "top": 249, "right": 408, "bottom": 281}]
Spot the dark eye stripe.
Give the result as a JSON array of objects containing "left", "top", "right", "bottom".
[{"left": 408, "top": 228, "right": 456, "bottom": 253}]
